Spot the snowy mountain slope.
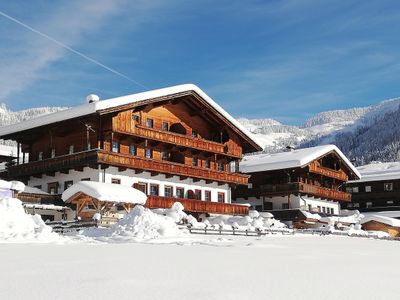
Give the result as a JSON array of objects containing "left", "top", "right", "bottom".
[
  {"left": 0, "top": 104, "right": 66, "bottom": 147},
  {"left": 239, "top": 96, "right": 400, "bottom": 164}
]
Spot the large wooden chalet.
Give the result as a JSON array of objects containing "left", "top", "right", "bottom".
[
  {"left": 232, "top": 145, "right": 360, "bottom": 215},
  {"left": 0, "top": 84, "right": 262, "bottom": 217},
  {"left": 343, "top": 162, "right": 400, "bottom": 212}
]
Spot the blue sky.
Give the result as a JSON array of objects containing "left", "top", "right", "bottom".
[{"left": 1, "top": 0, "right": 400, "bottom": 125}]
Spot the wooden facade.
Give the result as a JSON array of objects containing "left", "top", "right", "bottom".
[
  {"left": 1, "top": 89, "right": 261, "bottom": 216},
  {"left": 344, "top": 178, "right": 400, "bottom": 212},
  {"left": 233, "top": 150, "right": 356, "bottom": 213},
  {"left": 361, "top": 220, "right": 400, "bottom": 237}
]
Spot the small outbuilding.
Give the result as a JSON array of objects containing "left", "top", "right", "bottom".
[
  {"left": 62, "top": 181, "right": 147, "bottom": 221},
  {"left": 361, "top": 215, "right": 400, "bottom": 237}
]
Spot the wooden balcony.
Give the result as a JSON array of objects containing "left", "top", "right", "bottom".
[
  {"left": 114, "top": 124, "right": 242, "bottom": 158},
  {"left": 234, "top": 182, "right": 351, "bottom": 202},
  {"left": 145, "top": 195, "right": 249, "bottom": 215},
  {"left": 308, "top": 161, "right": 348, "bottom": 181},
  {"left": 7, "top": 150, "right": 99, "bottom": 178},
  {"left": 7, "top": 150, "right": 249, "bottom": 185},
  {"left": 97, "top": 151, "right": 249, "bottom": 185}
]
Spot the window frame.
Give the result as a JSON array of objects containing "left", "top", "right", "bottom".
[
  {"left": 145, "top": 148, "right": 153, "bottom": 159},
  {"left": 149, "top": 183, "right": 159, "bottom": 196},
  {"left": 164, "top": 185, "right": 173, "bottom": 197},
  {"left": 176, "top": 187, "right": 185, "bottom": 199},
  {"left": 64, "top": 180, "right": 73, "bottom": 191},
  {"left": 204, "top": 190, "right": 211, "bottom": 202},
  {"left": 384, "top": 183, "right": 393, "bottom": 192},
  {"left": 112, "top": 141, "right": 120, "bottom": 153},
  {"left": 217, "top": 192, "right": 225, "bottom": 203},
  {"left": 146, "top": 118, "right": 154, "bottom": 128},
  {"left": 162, "top": 121, "right": 169, "bottom": 131}
]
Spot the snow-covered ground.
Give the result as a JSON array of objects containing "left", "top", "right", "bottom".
[
  {"left": 0, "top": 235, "right": 398, "bottom": 300},
  {"left": 1, "top": 194, "right": 399, "bottom": 299}
]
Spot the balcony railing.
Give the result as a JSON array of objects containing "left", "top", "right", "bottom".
[
  {"left": 234, "top": 182, "right": 351, "bottom": 202},
  {"left": 308, "top": 162, "right": 348, "bottom": 181},
  {"left": 7, "top": 150, "right": 249, "bottom": 185},
  {"left": 7, "top": 150, "right": 99, "bottom": 178},
  {"left": 145, "top": 195, "right": 249, "bottom": 215},
  {"left": 97, "top": 151, "right": 249, "bottom": 185},
  {"left": 114, "top": 124, "right": 242, "bottom": 158}
]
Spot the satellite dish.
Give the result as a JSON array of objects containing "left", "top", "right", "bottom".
[{"left": 86, "top": 94, "right": 100, "bottom": 103}]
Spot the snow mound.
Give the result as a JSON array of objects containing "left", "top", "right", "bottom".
[
  {"left": 0, "top": 197, "right": 63, "bottom": 243},
  {"left": 82, "top": 205, "right": 186, "bottom": 242}
]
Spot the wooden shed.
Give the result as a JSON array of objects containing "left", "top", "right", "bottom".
[{"left": 361, "top": 215, "right": 400, "bottom": 237}]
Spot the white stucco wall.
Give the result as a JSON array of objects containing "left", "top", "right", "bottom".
[
  {"left": 28, "top": 166, "right": 231, "bottom": 203},
  {"left": 234, "top": 194, "right": 340, "bottom": 214}
]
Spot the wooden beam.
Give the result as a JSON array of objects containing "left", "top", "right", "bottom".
[
  {"left": 118, "top": 167, "right": 127, "bottom": 172},
  {"left": 46, "top": 171, "right": 55, "bottom": 177},
  {"left": 74, "top": 166, "right": 84, "bottom": 172},
  {"left": 151, "top": 171, "right": 159, "bottom": 177},
  {"left": 60, "top": 169, "right": 69, "bottom": 174}
]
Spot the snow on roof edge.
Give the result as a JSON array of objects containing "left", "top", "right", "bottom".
[
  {"left": 240, "top": 144, "right": 361, "bottom": 179},
  {"left": 0, "top": 84, "right": 262, "bottom": 150}
]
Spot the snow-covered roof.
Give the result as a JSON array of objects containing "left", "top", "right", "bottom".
[
  {"left": 240, "top": 144, "right": 361, "bottom": 178},
  {"left": 349, "top": 161, "right": 400, "bottom": 183},
  {"left": 0, "top": 180, "right": 25, "bottom": 192},
  {"left": 0, "top": 84, "right": 262, "bottom": 150},
  {"left": 361, "top": 214, "right": 400, "bottom": 227},
  {"left": 62, "top": 181, "right": 147, "bottom": 205},
  {"left": 23, "top": 186, "right": 49, "bottom": 195}
]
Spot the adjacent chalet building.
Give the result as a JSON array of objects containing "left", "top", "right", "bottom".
[
  {"left": 0, "top": 84, "right": 262, "bottom": 217},
  {"left": 344, "top": 162, "right": 400, "bottom": 212},
  {"left": 232, "top": 145, "right": 360, "bottom": 215}
]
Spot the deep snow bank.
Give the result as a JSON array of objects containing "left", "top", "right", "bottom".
[
  {"left": 80, "top": 205, "right": 186, "bottom": 242},
  {"left": 0, "top": 197, "right": 63, "bottom": 242}
]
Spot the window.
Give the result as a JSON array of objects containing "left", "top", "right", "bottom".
[
  {"left": 38, "top": 152, "right": 43, "bottom": 161},
  {"left": 64, "top": 181, "right": 73, "bottom": 191},
  {"left": 132, "top": 114, "right": 140, "bottom": 123},
  {"left": 162, "top": 121, "right": 169, "bottom": 131},
  {"left": 365, "top": 186, "right": 372, "bottom": 192},
  {"left": 352, "top": 186, "right": 359, "bottom": 193},
  {"left": 149, "top": 184, "right": 159, "bottom": 196},
  {"left": 164, "top": 186, "right": 173, "bottom": 197},
  {"left": 218, "top": 162, "right": 224, "bottom": 172},
  {"left": 176, "top": 187, "right": 184, "bottom": 198},
  {"left": 191, "top": 129, "right": 198, "bottom": 138},
  {"left": 161, "top": 151, "right": 169, "bottom": 161},
  {"left": 81, "top": 178, "right": 90, "bottom": 181},
  {"left": 317, "top": 206, "right": 321, "bottom": 212},
  {"left": 331, "top": 208, "right": 335, "bottom": 214},
  {"left": 69, "top": 145, "right": 74, "bottom": 154},
  {"left": 366, "top": 202, "right": 373, "bottom": 208},
  {"left": 308, "top": 204, "right": 312, "bottom": 211},
  {"left": 322, "top": 207, "right": 326, "bottom": 213},
  {"left": 145, "top": 148, "right": 153, "bottom": 159},
  {"left": 146, "top": 118, "right": 154, "bottom": 128},
  {"left": 387, "top": 200, "right": 394, "bottom": 205},
  {"left": 217, "top": 192, "right": 225, "bottom": 203},
  {"left": 134, "top": 182, "right": 147, "bottom": 194},
  {"left": 345, "top": 187, "right": 353, "bottom": 193},
  {"left": 205, "top": 190, "right": 211, "bottom": 201},
  {"left": 47, "top": 182, "right": 59, "bottom": 195},
  {"left": 111, "top": 178, "right": 121, "bottom": 184},
  {"left": 195, "top": 189, "right": 202, "bottom": 200},
  {"left": 192, "top": 157, "right": 198, "bottom": 167},
  {"left": 51, "top": 148, "right": 56, "bottom": 158},
  {"left": 282, "top": 203, "right": 289, "bottom": 209},
  {"left": 384, "top": 183, "right": 393, "bottom": 191},
  {"left": 205, "top": 159, "right": 211, "bottom": 169},
  {"left": 112, "top": 141, "right": 119, "bottom": 153},
  {"left": 130, "top": 145, "right": 137, "bottom": 156},
  {"left": 353, "top": 203, "right": 360, "bottom": 208}
]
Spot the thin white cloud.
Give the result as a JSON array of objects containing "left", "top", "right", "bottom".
[{"left": 0, "top": 0, "right": 169, "bottom": 102}]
